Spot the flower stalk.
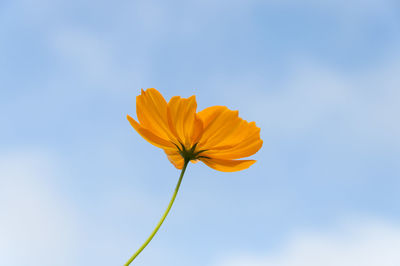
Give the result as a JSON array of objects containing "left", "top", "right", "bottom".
[{"left": 124, "top": 159, "right": 190, "bottom": 266}]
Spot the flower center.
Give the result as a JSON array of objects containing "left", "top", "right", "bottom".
[{"left": 173, "top": 142, "right": 209, "bottom": 162}]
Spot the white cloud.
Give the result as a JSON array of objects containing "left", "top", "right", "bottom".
[
  {"left": 49, "top": 27, "right": 145, "bottom": 91},
  {"left": 213, "top": 218, "right": 400, "bottom": 266},
  {"left": 51, "top": 28, "right": 116, "bottom": 81},
  {"left": 266, "top": 0, "right": 397, "bottom": 17},
  {"left": 213, "top": 53, "right": 400, "bottom": 149},
  {"left": 0, "top": 151, "right": 79, "bottom": 266}
]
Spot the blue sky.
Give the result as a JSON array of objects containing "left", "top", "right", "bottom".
[{"left": 1, "top": 0, "right": 400, "bottom": 265}]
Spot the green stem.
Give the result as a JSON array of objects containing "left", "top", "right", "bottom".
[{"left": 124, "top": 160, "right": 189, "bottom": 266}]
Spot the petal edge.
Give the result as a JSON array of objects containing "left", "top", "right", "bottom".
[
  {"left": 201, "top": 158, "right": 256, "bottom": 172},
  {"left": 127, "top": 115, "right": 174, "bottom": 149}
]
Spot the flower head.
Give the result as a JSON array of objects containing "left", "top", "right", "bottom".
[{"left": 127, "top": 88, "right": 263, "bottom": 172}]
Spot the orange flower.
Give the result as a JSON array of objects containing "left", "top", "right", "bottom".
[
  {"left": 127, "top": 88, "right": 263, "bottom": 172},
  {"left": 124, "top": 88, "right": 263, "bottom": 265}
]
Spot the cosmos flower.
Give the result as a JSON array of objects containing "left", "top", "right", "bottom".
[
  {"left": 127, "top": 88, "right": 262, "bottom": 172},
  {"left": 124, "top": 88, "right": 262, "bottom": 265}
]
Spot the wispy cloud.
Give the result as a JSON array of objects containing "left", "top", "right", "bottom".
[
  {"left": 211, "top": 52, "right": 400, "bottom": 149},
  {"left": 213, "top": 218, "right": 400, "bottom": 266},
  {"left": 0, "top": 150, "right": 79, "bottom": 266}
]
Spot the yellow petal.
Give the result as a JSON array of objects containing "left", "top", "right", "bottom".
[
  {"left": 127, "top": 115, "right": 174, "bottom": 149},
  {"left": 164, "top": 148, "right": 184, "bottom": 169},
  {"left": 196, "top": 105, "right": 262, "bottom": 162},
  {"left": 197, "top": 106, "right": 261, "bottom": 151},
  {"left": 200, "top": 158, "right": 256, "bottom": 172},
  {"left": 136, "top": 88, "right": 176, "bottom": 142},
  {"left": 211, "top": 120, "right": 257, "bottom": 148},
  {"left": 202, "top": 110, "right": 241, "bottom": 147},
  {"left": 197, "top": 106, "right": 230, "bottom": 146},
  {"left": 205, "top": 140, "right": 263, "bottom": 160},
  {"left": 191, "top": 114, "right": 204, "bottom": 144},
  {"left": 197, "top": 106, "right": 227, "bottom": 132},
  {"left": 167, "top": 95, "right": 201, "bottom": 148},
  {"left": 205, "top": 126, "right": 263, "bottom": 159}
]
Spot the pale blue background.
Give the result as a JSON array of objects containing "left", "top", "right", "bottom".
[{"left": 1, "top": 1, "right": 399, "bottom": 265}]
